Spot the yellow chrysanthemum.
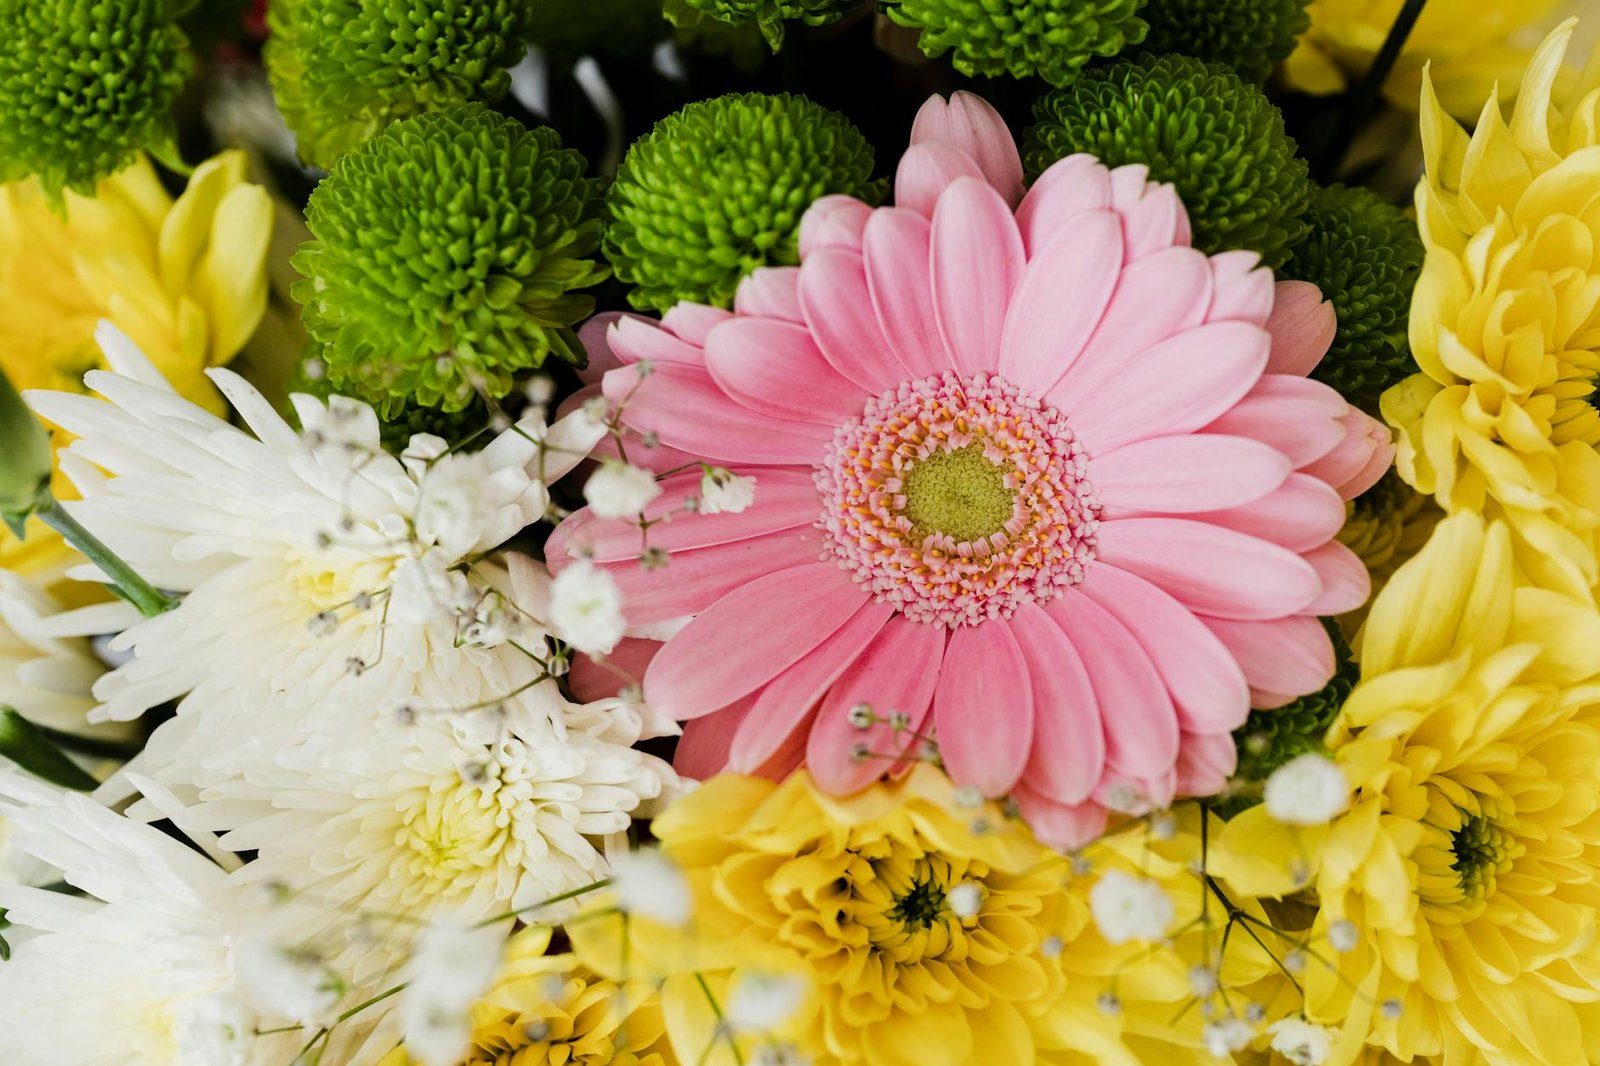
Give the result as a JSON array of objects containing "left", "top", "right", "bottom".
[
  {"left": 1283, "top": 0, "right": 1562, "bottom": 120},
  {"left": 571, "top": 765, "right": 1084, "bottom": 1066},
  {"left": 1336, "top": 471, "right": 1441, "bottom": 637},
  {"left": 1219, "top": 513, "right": 1600, "bottom": 1064},
  {"left": 380, "top": 926, "right": 675, "bottom": 1066},
  {"left": 1382, "top": 21, "right": 1600, "bottom": 599},
  {"left": 0, "top": 150, "right": 272, "bottom": 584}
]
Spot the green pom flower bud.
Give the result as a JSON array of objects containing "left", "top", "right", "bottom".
[
  {"left": 0, "top": 0, "right": 193, "bottom": 203},
  {"left": 0, "top": 366, "right": 52, "bottom": 533},
  {"left": 1139, "top": 0, "right": 1310, "bottom": 84},
  {"left": 1231, "top": 621, "right": 1356, "bottom": 784},
  {"left": 291, "top": 104, "right": 607, "bottom": 416},
  {"left": 668, "top": 0, "right": 862, "bottom": 51},
  {"left": 880, "top": 0, "right": 1146, "bottom": 87},
  {"left": 1283, "top": 184, "right": 1424, "bottom": 407},
  {"left": 1023, "top": 54, "right": 1311, "bottom": 269},
  {"left": 605, "top": 92, "right": 884, "bottom": 313},
  {"left": 265, "top": 0, "right": 535, "bottom": 169}
]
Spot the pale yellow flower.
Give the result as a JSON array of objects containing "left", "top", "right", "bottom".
[
  {"left": 1284, "top": 0, "right": 1564, "bottom": 120},
  {"left": 1383, "top": 20, "right": 1600, "bottom": 598},
  {"left": 0, "top": 151, "right": 272, "bottom": 584}
]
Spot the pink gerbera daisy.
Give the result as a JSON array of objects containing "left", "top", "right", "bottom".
[{"left": 551, "top": 92, "right": 1392, "bottom": 848}]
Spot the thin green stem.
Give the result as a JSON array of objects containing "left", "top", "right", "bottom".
[{"left": 36, "top": 497, "right": 174, "bottom": 617}]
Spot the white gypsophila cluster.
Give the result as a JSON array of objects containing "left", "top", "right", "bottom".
[
  {"left": 0, "top": 774, "right": 386, "bottom": 1066},
  {"left": 24, "top": 325, "right": 608, "bottom": 780},
  {"left": 1264, "top": 753, "right": 1350, "bottom": 826},
  {"left": 610, "top": 846, "right": 693, "bottom": 927},
  {"left": 548, "top": 557, "right": 628, "bottom": 655},
  {"left": 400, "top": 919, "right": 508, "bottom": 1066},
  {"left": 696, "top": 466, "right": 757, "bottom": 515},
  {"left": 1088, "top": 869, "right": 1175, "bottom": 945},
  {"left": 582, "top": 459, "right": 662, "bottom": 519},
  {"left": 1203, "top": 1017, "right": 1256, "bottom": 1057},
  {"left": 1269, "top": 1017, "right": 1334, "bottom": 1065}
]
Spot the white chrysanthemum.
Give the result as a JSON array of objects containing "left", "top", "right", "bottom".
[
  {"left": 0, "top": 774, "right": 380, "bottom": 1066},
  {"left": 0, "top": 570, "right": 125, "bottom": 741},
  {"left": 184, "top": 700, "right": 676, "bottom": 953},
  {"left": 25, "top": 325, "right": 604, "bottom": 776}
]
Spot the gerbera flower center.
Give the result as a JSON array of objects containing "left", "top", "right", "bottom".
[{"left": 816, "top": 372, "right": 1100, "bottom": 627}]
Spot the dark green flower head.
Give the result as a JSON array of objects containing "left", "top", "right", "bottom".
[
  {"left": 1283, "top": 184, "right": 1424, "bottom": 407},
  {"left": 605, "top": 93, "right": 884, "bottom": 313},
  {"left": 1231, "top": 620, "right": 1356, "bottom": 785},
  {"left": 0, "top": 0, "right": 193, "bottom": 203},
  {"left": 668, "top": 0, "right": 863, "bottom": 51},
  {"left": 287, "top": 354, "right": 490, "bottom": 453},
  {"left": 1139, "top": 0, "right": 1310, "bottom": 84},
  {"left": 266, "top": 0, "right": 534, "bottom": 169},
  {"left": 1023, "top": 54, "right": 1311, "bottom": 268},
  {"left": 291, "top": 104, "right": 607, "bottom": 416},
  {"left": 880, "top": 0, "right": 1146, "bottom": 87},
  {"left": 528, "top": 0, "right": 667, "bottom": 69}
]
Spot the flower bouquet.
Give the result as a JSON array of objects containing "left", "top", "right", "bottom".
[{"left": 0, "top": 1, "right": 1597, "bottom": 1063}]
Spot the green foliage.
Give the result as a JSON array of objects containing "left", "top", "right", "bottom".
[
  {"left": 0, "top": 0, "right": 193, "bottom": 203},
  {"left": 265, "top": 0, "right": 534, "bottom": 169},
  {"left": 528, "top": 0, "right": 668, "bottom": 69},
  {"left": 880, "top": 0, "right": 1147, "bottom": 86},
  {"left": 604, "top": 93, "right": 883, "bottom": 313},
  {"left": 1139, "top": 0, "right": 1310, "bottom": 83},
  {"left": 1024, "top": 54, "right": 1312, "bottom": 268},
  {"left": 667, "top": 0, "right": 863, "bottom": 51},
  {"left": 1283, "top": 184, "right": 1425, "bottom": 407},
  {"left": 292, "top": 104, "right": 607, "bottom": 416}
]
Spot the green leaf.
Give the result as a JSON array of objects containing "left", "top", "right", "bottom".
[{"left": 0, "top": 707, "right": 99, "bottom": 792}]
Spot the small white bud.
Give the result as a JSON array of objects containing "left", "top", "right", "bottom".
[
  {"left": 549, "top": 560, "right": 626, "bottom": 656},
  {"left": 947, "top": 881, "right": 982, "bottom": 919},
  {"left": 1089, "top": 870, "right": 1174, "bottom": 945},
  {"left": 697, "top": 466, "right": 757, "bottom": 515},
  {"left": 1202, "top": 1018, "right": 1255, "bottom": 1058},
  {"left": 1268, "top": 1017, "right": 1333, "bottom": 1065},
  {"left": 584, "top": 460, "right": 661, "bottom": 519},
  {"left": 726, "top": 971, "right": 807, "bottom": 1032},
  {"left": 1328, "top": 919, "right": 1359, "bottom": 953},
  {"left": 613, "top": 848, "right": 692, "bottom": 927},
  {"left": 1264, "top": 753, "right": 1348, "bottom": 826}
]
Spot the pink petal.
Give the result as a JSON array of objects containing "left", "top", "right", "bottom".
[
  {"left": 1093, "top": 433, "right": 1291, "bottom": 516},
  {"left": 909, "top": 91, "right": 1024, "bottom": 207},
  {"left": 576, "top": 312, "right": 637, "bottom": 383},
  {"left": 568, "top": 637, "right": 661, "bottom": 702},
  {"left": 1187, "top": 473, "right": 1345, "bottom": 553},
  {"left": 1015, "top": 155, "right": 1113, "bottom": 254},
  {"left": 1205, "top": 251, "right": 1274, "bottom": 326},
  {"left": 998, "top": 211, "right": 1124, "bottom": 391},
  {"left": 808, "top": 617, "right": 946, "bottom": 794},
  {"left": 727, "top": 604, "right": 894, "bottom": 772},
  {"left": 1043, "top": 245, "right": 1213, "bottom": 400},
  {"left": 799, "top": 246, "right": 914, "bottom": 393},
  {"left": 1094, "top": 767, "right": 1177, "bottom": 813},
  {"left": 931, "top": 177, "right": 1026, "bottom": 375},
  {"left": 703, "top": 317, "right": 868, "bottom": 425},
  {"left": 799, "top": 194, "right": 872, "bottom": 257},
  {"left": 1265, "top": 281, "right": 1337, "bottom": 375},
  {"left": 1077, "top": 566, "right": 1250, "bottom": 735},
  {"left": 561, "top": 468, "right": 819, "bottom": 563},
  {"left": 932, "top": 620, "right": 1034, "bottom": 797},
  {"left": 661, "top": 304, "right": 732, "bottom": 345},
  {"left": 1061, "top": 321, "right": 1271, "bottom": 456},
  {"left": 1045, "top": 592, "right": 1179, "bottom": 778},
  {"left": 1106, "top": 166, "right": 1192, "bottom": 259},
  {"left": 1203, "top": 375, "right": 1348, "bottom": 469},
  {"left": 734, "top": 267, "right": 805, "bottom": 323},
  {"left": 607, "top": 363, "right": 830, "bottom": 466},
  {"left": 599, "top": 529, "right": 826, "bottom": 626},
  {"left": 894, "top": 143, "right": 985, "bottom": 219},
  {"left": 674, "top": 698, "right": 752, "bottom": 780},
  {"left": 1305, "top": 409, "right": 1395, "bottom": 500},
  {"left": 1096, "top": 518, "right": 1321, "bottom": 619},
  {"left": 1108, "top": 163, "right": 1151, "bottom": 210},
  {"left": 863, "top": 207, "right": 949, "bottom": 377},
  {"left": 1201, "top": 615, "right": 1335, "bottom": 706},
  {"left": 1012, "top": 783, "right": 1108, "bottom": 852},
  {"left": 644, "top": 563, "right": 872, "bottom": 720},
  {"left": 1175, "top": 731, "right": 1238, "bottom": 796},
  {"left": 1302, "top": 541, "right": 1371, "bottom": 614},
  {"left": 1010, "top": 605, "right": 1105, "bottom": 806},
  {"left": 609, "top": 314, "right": 709, "bottom": 369}
]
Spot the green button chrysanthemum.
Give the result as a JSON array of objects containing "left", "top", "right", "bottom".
[
  {"left": 1139, "top": 0, "right": 1310, "bottom": 84},
  {"left": 605, "top": 93, "right": 884, "bottom": 313},
  {"left": 1231, "top": 621, "right": 1356, "bottom": 784},
  {"left": 1023, "top": 54, "right": 1311, "bottom": 268},
  {"left": 291, "top": 104, "right": 607, "bottom": 416},
  {"left": 880, "top": 0, "right": 1146, "bottom": 86},
  {"left": 0, "top": 0, "right": 193, "bottom": 203},
  {"left": 1284, "top": 184, "right": 1424, "bottom": 407},
  {"left": 265, "top": 0, "right": 534, "bottom": 169},
  {"left": 669, "top": 0, "right": 862, "bottom": 51}
]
